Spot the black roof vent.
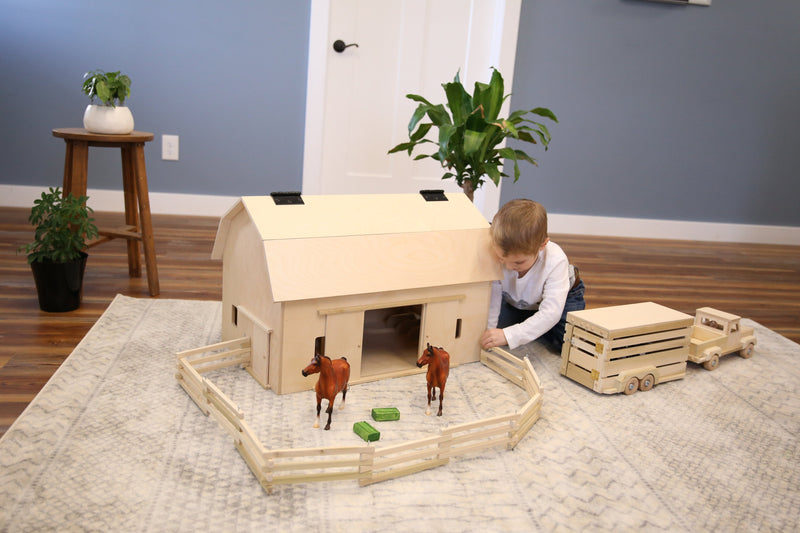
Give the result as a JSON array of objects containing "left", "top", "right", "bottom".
[
  {"left": 419, "top": 189, "right": 448, "bottom": 202},
  {"left": 270, "top": 191, "right": 304, "bottom": 205}
]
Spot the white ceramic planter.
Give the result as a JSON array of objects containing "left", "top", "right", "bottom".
[{"left": 82, "top": 104, "right": 134, "bottom": 134}]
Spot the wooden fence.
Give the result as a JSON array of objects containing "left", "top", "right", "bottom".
[{"left": 176, "top": 342, "right": 542, "bottom": 493}]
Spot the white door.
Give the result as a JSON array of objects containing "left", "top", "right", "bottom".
[{"left": 302, "top": 0, "right": 521, "bottom": 220}]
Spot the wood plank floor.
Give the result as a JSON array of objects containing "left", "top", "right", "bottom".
[{"left": 2, "top": 207, "right": 798, "bottom": 437}]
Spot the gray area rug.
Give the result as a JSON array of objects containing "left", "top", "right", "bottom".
[{"left": 1, "top": 295, "right": 798, "bottom": 532}]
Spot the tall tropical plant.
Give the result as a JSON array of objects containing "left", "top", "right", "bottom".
[{"left": 388, "top": 68, "right": 557, "bottom": 200}]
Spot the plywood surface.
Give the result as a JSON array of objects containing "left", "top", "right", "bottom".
[
  {"left": 567, "top": 302, "right": 694, "bottom": 339},
  {"left": 243, "top": 192, "right": 488, "bottom": 241},
  {"left": 264, "top": 229, "right": 499, "bottom": 302}
]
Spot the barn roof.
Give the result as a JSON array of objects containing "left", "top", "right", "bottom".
[{"left": 212, "top": 192, "right": 501, "bottom": 302}]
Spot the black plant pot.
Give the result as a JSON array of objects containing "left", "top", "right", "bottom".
[{"left": 29, "top": 252, "right": 88, "bottom": 312}]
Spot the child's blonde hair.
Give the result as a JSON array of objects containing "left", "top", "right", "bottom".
[{"left": 490, "top": 199, "right": 548, "bottom": 255}]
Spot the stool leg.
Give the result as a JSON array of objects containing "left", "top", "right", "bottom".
[
  {"left": 132, "top": 143, "right": 160, "bottom": 296},
  {"left": 120, "top": 146, "right": 142, "bottom": 278},
  {"left": 63, "top": 140, "right": 89, "bottom": 197},
  {"left": 62, "top": 141, "right": 73, "bottom": 193}
]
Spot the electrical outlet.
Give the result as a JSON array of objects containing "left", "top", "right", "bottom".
[{"left": 162, "top": 134, "right": 179, "bottom": 161}]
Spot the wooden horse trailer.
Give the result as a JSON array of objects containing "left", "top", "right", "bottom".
[{"left": 560, "top": 302, "right": 695, "bottom": 395}]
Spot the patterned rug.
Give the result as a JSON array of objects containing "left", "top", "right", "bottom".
[{"left": 1, "top": 295, "right": 798, "bottom": 532}]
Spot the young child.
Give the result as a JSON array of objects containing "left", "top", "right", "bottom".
[{"left": 479, "top": 199, "right": 585, "bottom": 353}]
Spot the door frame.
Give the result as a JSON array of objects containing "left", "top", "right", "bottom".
[{"left": 301, "top": 0, "right": 522, "bottom": 221}]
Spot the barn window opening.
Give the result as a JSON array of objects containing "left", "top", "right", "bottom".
[
  {"left": 232, "top": 305, "right": 238, "bottom": 326},
  {"left": 455, "top": 318, "right": 462, "bottom": 339},
  {"left": 361, "top": 305, "right": 422, "bottom": 377},
  {"left": 315, "top": 336, "right": 326, "bottom": 356}
]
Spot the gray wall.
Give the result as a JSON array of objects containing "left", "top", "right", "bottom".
[
  {"left": 0, "top": 0, "right": 310, "bottom": 196},
  {"left": 507, "top": 0, "right": 800, "bottom": 226},
  {"left": 1, "top": 0, "right": 798, "bottom": 227}
]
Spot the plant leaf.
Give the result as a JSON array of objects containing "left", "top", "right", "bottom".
[
  {"left": 426, "top": 103, "right": 452, "bottom": 126},
  {"left": 473, "top": 68, "right": 504, "bottom": 122},
  {"left": 406, "top": 93, "right": 434, "bottom": 106},
  {"left": 408, "top": 104, "right": 429, "bottom": 133},
  {"left": 409, "top": 122, "right": 432, "bottom": 142},
  {"left": 388, "top": 141, "right": 416, "bottom": 155},
  {"left": 437, "top": 124, "right": 457, "bottom": 158},
  {"left": 516, "top": 130, "right": 537, "bottom": 144},
  {"left": 531, "top": 107, "right": 558, "bottom": 123},
  {"left": 443, "top": 78, "right": 472, "bottom": 126},
  {"left": 513, "top": 149, "right": 537, "bottom": 165},
  {"left": 463, "top": 129, "right": 485, "bottom": 156}
]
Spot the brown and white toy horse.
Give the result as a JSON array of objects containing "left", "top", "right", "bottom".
[
  {"left": 301, "top": 354, "right": 350, "bottom": 430},
  {"left": 416, "top": 344, "right": 450, "bottom": 416}
]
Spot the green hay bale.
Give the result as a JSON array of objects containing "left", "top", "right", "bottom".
[
  {"left": 371, "top": 407, "right": 401, "bottom": 421},
  {"left": 353, "top": 421, "right": 380, "bottom": 442}
]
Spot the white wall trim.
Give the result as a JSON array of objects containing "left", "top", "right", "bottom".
[
  {"left": 1, "top": 184, "right": 239, "bottom": 218},
  {"left": 548, "top": 213, "right": 800, "bottom": 246},
  {"left": 3, "top": 184, "right": 798, "bottom": 245},
  {"left": 301, "top": 0, "right": 330, "bottom": 196}
]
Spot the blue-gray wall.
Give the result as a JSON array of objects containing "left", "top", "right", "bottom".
[
  {"left": 508, "top": 0, "right": 800, "bottom": 226},
  {"left": 2, "top": 0, "right": 798, "bottom": 227},
  {"left": 0, "top": 0, "right": 309, "bottom": 196}
]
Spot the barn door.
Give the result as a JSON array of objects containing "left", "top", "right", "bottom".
[
  {"left": 302, "top": 0, "right": 522, "bottom": 220},
  {"left": 420, "top": 299, "right": 460, "bottom": 354},
  {"left": 234, "top": 305, "right": 273, "bottom": 389}
]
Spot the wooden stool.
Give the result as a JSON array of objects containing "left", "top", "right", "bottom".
[{"left": 52, "top": 127, "right": 160, "bottom": 296}]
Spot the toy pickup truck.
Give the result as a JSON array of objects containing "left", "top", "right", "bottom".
[{"left": 688, "top": 307, "right": 756, "bottom": 370}]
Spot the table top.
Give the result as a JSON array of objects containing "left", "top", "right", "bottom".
[{"left": 52, "top": 128, "right": 154, "bottom": 143}]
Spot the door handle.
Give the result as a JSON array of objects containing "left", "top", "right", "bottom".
[{"left": 333, "top": 39, "right": 359, "bottom": 53}]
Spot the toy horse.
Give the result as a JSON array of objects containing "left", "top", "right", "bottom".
[
  {"left": 416, "top": 344, "right": 450, "bottom": 416},
  {"left": 301, "top": 354, "right": 350, "bottom": 430}
]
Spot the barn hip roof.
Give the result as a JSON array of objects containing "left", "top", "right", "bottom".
[{"left": 212, "top": 192, "right": 501, "bottom": 302}]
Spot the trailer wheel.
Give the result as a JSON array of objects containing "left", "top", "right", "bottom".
[
  {"left": 639, "top": 374, "right": 655, "bottom": 392},
  {"left": 703, "top": 354, "right": 720, "bottom": 371},
  {"left": 623, "top": 376, "right": 639, "bottom": 395},
  {"left": 739, "top": 343, "right": 754, "bottom": 359}
]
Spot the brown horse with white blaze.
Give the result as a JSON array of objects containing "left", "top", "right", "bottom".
[
  {"left": 416, "top": 343, "right": 450, "bottom": 416},
  {"left": 301, "top": 354, "right": 350, "bottom": 430}
]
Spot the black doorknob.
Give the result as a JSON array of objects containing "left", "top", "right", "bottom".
[{"left": 333, "top": 39, "right": 359, "bottom": 53}]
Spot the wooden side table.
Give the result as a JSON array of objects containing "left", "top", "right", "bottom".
[{"left": 52, "top": 127, "right": 160, "bottom": 296}]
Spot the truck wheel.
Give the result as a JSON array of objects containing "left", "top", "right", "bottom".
[
  {"left": 740, "top": 343, "right": 754, "bottom": 359},
  {"left": 623, "top": 376, "right": 639, "bottom": 395},
  {"left": 639, "top": 374, "right": 655, "bottom": 392},
  {"left": 703, "top": 354, "right": 720, "bottom": 371}
]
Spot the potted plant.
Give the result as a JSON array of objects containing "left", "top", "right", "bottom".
[
  {"left": 19, "top": 187, "right": 99, "bottom": 312},
  {"left": 388, "top": 68, "right": 558, "bottom": 200},
  {"left": 81, "top": 69, "right": 134, "bottom": 134}
]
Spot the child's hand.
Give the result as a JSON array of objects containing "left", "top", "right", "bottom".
[{"left": 480, "top": 328, "right": 508, "bottom": 349}]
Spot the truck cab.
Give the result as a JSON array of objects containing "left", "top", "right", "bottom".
[{"left": 688, "top": 307, "right": 756, "bottom": 370}]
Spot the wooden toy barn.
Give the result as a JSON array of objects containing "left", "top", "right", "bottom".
[{"left": 211, "top": 192, "right": 501, "bottom": 394}]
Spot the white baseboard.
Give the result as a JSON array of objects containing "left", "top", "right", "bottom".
[
  {"left": 2, "top": 184, "right": 239, "bottom": 218},
  {"left": 548, "top": 213, "right": 800, "bottom": 246},
  {"left": 3, "top": 184, "right": 798, "bottom": 245}
]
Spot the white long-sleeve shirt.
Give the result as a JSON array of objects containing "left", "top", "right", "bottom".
[{"left": 487, "top": 241, "right": 570, "bottom": 349}]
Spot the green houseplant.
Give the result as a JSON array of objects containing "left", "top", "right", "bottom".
[
  {"left": 82, "top": 69, "right": 131, "bottom": 107},
  {"left": 81, "top": 69, "right": 134, "bottom": 134},
  {"left": 19, "top": 187, "right": 98, "bottom": 312},
  {"left": 388, "top": 68, "right": 557, "bottom": 200}
]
